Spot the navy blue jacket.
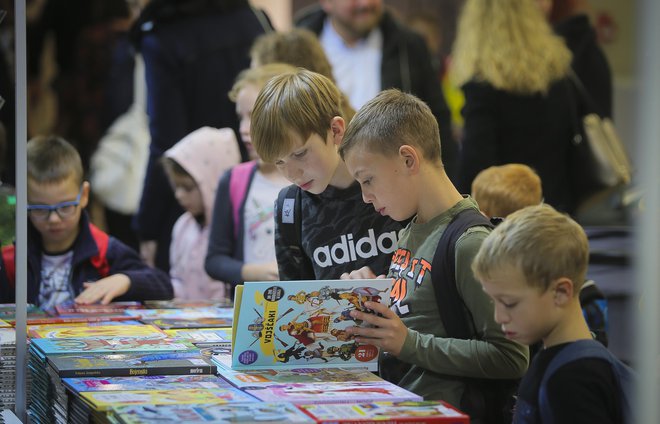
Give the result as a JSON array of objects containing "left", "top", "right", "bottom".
[{"left": 15, "top": 212, "right": 173, "bottom": 305}]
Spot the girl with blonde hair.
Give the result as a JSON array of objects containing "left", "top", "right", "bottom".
[{"left": 451, "top": 0, "right": 579, "bottom": 213}]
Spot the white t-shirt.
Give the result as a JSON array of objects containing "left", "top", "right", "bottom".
[
  {"left": 320, "top": 17, "right": 383, "bottom": 110},
  {"left": 38, "top": 251, "right": 74, "bottom": 310},
  {"left": 243, "top": 172, "right": 287, "bottom": 264}
]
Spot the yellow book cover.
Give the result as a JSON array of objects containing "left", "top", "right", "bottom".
[
  {"left": 80, "top": 387, "right": 257, "bottom": 411},
  {"left": 28, "top": 323, "right": 166, "bottom": 339}
]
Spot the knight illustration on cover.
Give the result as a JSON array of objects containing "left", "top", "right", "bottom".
[{"left": 232, "top": 279, "right": 391, "bottom": 371}]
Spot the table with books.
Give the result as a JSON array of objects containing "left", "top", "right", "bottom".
[{"left": 7, "top": 279, "right": 470, "bottom": 423}]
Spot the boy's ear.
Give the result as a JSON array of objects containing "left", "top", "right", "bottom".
[
  {"left": 330, "top": 116, "right": 345, "bottom": 146},
  {"left": 80, "top": 181, "right": 91, "bottom": 209},
  {"left": 552, "top": 277, "right": 575, "bottom": 306},
  {"left": 399, "top": 145, "right": 420, "bottom": 174}
]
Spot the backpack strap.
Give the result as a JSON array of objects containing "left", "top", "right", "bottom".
[
  {"left": 1, "top": 245, "right": 15, "bottom": 287},
  {"left": 432, "top": 207, "right": 494, "bottom": 339},
  {"left": 276, "top": 185, "right": 313, "bottom": 274},
  {"left": 88, "top": 224, "right": 110, "bottom": 278},
  {"left": 229, "top": 161, "right": 258, "bottom": 240},
  {"left": 539, "top": 339, "right": 633, "bottom": 424}
]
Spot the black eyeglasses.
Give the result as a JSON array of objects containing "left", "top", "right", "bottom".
[{"left": 28, "top": 187, "right": 83, "bottom": 221}]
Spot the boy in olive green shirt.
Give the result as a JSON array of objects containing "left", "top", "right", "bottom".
[{"left": 339, "top": 89, "right": 528, "bottom": 422}]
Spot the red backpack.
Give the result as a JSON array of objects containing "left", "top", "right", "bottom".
[{"left": 1, "top": 223, "right": 110, "bottom": 287}]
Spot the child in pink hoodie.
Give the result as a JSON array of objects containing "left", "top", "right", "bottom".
[{"left": 162, "top": 127, "right": 240, "bottom": 301}]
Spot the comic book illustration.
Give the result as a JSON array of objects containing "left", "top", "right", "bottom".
[
  {"left": 30, "top": 337, "right": 197, "bottom": 355},
  {"left": 28, "top": 323, "right": 165, "bottom": 339},
  {"left": 232, "top": 279, "right": 390, "bottom": 371},
  {"left": 54, "top": 300, "right": 142, "bottom": 316},
  {"left": 298, "top": 400, "right": 470, "bottom": 423},
  {"left": 79, "top": 387, "right": 257, "bottom": 411},
  {"left": 215, "top": 363, "right": 381, "bottom": 388},
  {"left": 63, "top": 375, "right": 233, "bottom": 393},
  {"left": 142, "top": 317, "right": 232, "bottom": 330},
  {"left": 163, "top": 328, "right": 232, "bottom": 343},
  {"left": 48, "top": 351, "right": 218, "bottom": 378},
  {"left": 242, "top": 381, "right": 422, "bottom": 405},
  {"left": 126, "top": 307, "right": 233, "bottom": 319},
  {"left": 111, "top": 402, "right": 314, "bottom": 424}
]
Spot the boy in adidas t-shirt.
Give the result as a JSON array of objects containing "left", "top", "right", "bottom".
[
  {"left": 473, "top": 204, "right": 625, "bottom": 423},
  {"left": 339, "top": 89, "right": 528, "bottom": 421},
  {"left": 250, "top": 69, "right": 404, "bottom": 280},
  {"left": 0, "top": 136, "right": 172, "bottom": 309}
]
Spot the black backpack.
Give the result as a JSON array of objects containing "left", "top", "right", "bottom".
[
  {"left": 275, "top": 185, "right": 315, "bottom": 277},
  {"left": 431, "top": 208, "right": 519, "bottom": 424}
]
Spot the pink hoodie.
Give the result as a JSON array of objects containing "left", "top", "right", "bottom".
[{"left": 165, "top": 127, "right": 241, "bottom": 301}]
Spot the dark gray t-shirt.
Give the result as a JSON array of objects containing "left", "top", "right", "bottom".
[{"left": 275, "top": 182, "right": 405, "bottom": 281}]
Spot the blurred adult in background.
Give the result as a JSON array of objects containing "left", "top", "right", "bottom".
[
  {"left": 27, "top": 0, "right": 134, "bottom": 172},
  {"left": 546, "top": 0, "right": 613, "bottom": 118},
  {"left": 130, "top": 0, "right": 271, "bottom": 271},
  {"left": 452, "top": 0, "right": 576, "bottom": 213},
  {"left": 295, "top": 0, "right": 458, "bottom": 181}
]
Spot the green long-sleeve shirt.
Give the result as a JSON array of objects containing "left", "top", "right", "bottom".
[{"left": 387, "top": 197, "right": 529, "bottom": 407}]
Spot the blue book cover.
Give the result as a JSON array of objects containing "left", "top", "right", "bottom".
[
  {"left": 232, "top": 279, "right": 390, "bottom": 371},
  {"left": 31, "top": 337, "right": 196, "bottom": 355}
]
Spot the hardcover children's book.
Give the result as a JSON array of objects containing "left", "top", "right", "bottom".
[
  {"left": 13, "top": 314, "right": 138, "bottom": 326},
  {"left": 30, "top": 337, "right": 197, "bottom": 355},
  {"left": 215, "top": 364, "right": 381, "bottom": 388},
  {"left": 48, "top": 350, "right": 218, "bottom": 378},
  {"left": 54, "top": 300, "right": 142, "bottom": 316},
  {"left": 163, "top": 328, "right": 232, "bottom": 343},
  {"left": 242, "top": 381, "right": 422, "bottom": 405},
  {"left": 28, "top": 323, "right": 165, "bottom": 339},
  {"left": 142, "top": 317, "right": 232, "bottom": 330},
  {"left": 111, "top": 402, "right": 315, "bottom": 424},
  {"left": 63, "top": 375, "right": 233, "bottom": 393},
  {"left": 126, "top": 307, "right": 233, "bottom": 319},
  {"left": 232, "top": 279, "right": 391, "bottom": 371},
  {"left": 298, "top": 400, "right": 470, "bottom": 423},
  {"left": 144, "top": 299, "right": 233, "bottom": 309},
  {"left": 78, "top": 387, "right": 257, "bottom": 411}
]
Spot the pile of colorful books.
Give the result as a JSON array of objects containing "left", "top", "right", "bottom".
[{"left": 7, "top": 280, "right": 470, "bottom": 423}]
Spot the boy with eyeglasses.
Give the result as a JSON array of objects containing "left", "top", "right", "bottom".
[{"left": 0, "top": 136, "right": 172, "bottom": 309}]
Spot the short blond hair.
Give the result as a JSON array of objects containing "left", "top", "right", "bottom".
[
  {"left": 339, "top": 89, "right": 442, "bottom": 164},
  {"left": 472, "top": 204, "right": 588, "bottom": 292},
  {"left": 472, "top": 164, "right": 542, "bottom": 218},
  {"left": 228, "top": 63, "right": 297, "bottom": 103},
  {"left": 251, "top": 68, "right": 345, "bottom": 163},
  {"left": 27, "top": 135, "right": 83, "bottom": 186}
]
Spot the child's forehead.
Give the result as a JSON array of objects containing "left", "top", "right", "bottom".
[{"left": 27, "top": 177, "right": 79, "bottom": 196}]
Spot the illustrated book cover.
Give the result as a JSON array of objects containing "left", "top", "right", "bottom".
[
  {"left": 298, "top": 400, "right": 470, "bottom": 423},
  {"left": 28, "top": 323, "right": 165, "bottom": 339},
  {"left": 30, "top": 337, "right": 197, "bottom": 355},
  {"left": 110, "top": 402, "right": 314, "bottom": 424},
  {"left": 142, "top": 317, "right": 232, "bottom": 330},
  {"left": 78, "top": 387, "right": 257, "bottom": 411},
  {"left": 215, "top": 363, "right": 381, "bottom": 388},
  {"left": 163, "top": 328, "right": 232, "bottom": 343},
  {"left": 241, "top": 381, "right": 422, "bottom": 405},
  {"left": 63, "top": 374, "right": 233, "bottom": 393},
  {"left": 231, "top": 279, "right": 390, "bottom": 371},
  {"left": 54, "top": 300, "right": 142, "bottom": 316}
]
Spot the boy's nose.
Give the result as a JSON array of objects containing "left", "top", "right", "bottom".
[{"left": 494, "top": 304, "right": 509, "bottom": 325}]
